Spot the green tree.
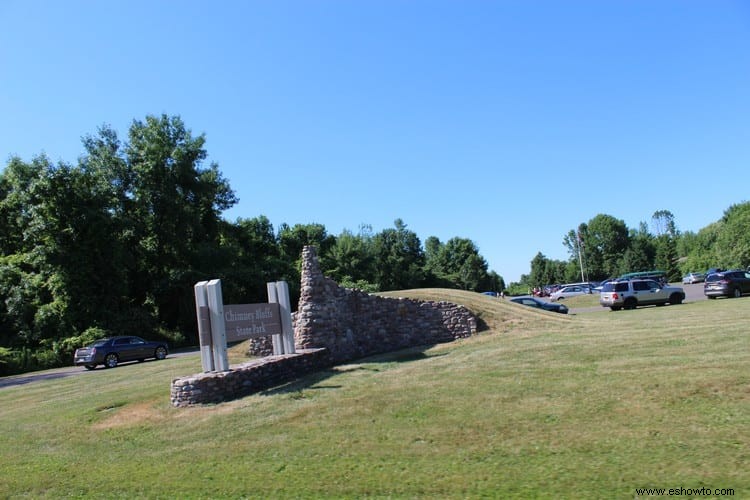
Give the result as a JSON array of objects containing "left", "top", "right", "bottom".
[
  {"left": 439, "top": 237, "right": 489, "bottom": 291},
  {"left": 654, "top": 235, "right": 680, "bottom": 282},
  {"left": 217, "top": 216, "right": 287, "bottom": 304},
  {"left": 321, "top": 226, "right": 376, "bottom": 289},
  {"left": 528, "top": 252, "right": 555, "bottom": 288},
  {"left": 123, "top": 114, "right": 237, "bottom": 331},
  {"left": 676, "top": 230, "right": 701, "bottom": 274},
  {"left": 373, "top": 219, "right": 425, "bottom": 291},
  {"left": 681, "top": 223, "right": 721, "bottom": 273},
  {"left": 564, "top": 215, "right": 630, "bottom": 280},
  {"left": 650, "top": 210, "right": 681, "bottom": 281},
  {"left": 278, "top": 223, "right": 335, "bottom": 264},
  {"left": 651, "top": 209, "right": 678, "bottom": 238},
  {"left": 620, "top": 222, "right": 655, "bottom": 276},
  {"left": 0, "top": 153, "right": 131, "bottom": 365},
  {"left": 0, "top": 157, "right": 48, "bottom": 255},
  {"left": 714, "top": 202, "right": 750, "bottom": 269}
]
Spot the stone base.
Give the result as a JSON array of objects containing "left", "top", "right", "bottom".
[{"left": 170, "top": 348, "right": 329, "bottom": 407}]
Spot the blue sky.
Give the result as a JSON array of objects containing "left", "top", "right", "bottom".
[{"left": 1, "top": 1, "right": 749, "bottom": 282}]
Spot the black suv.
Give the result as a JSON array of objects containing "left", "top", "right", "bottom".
[{"left": 704, "top": 270, "right": 750, "bottom": 299}]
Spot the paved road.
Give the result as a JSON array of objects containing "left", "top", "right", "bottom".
[{"left": 0, "top": 347, "right": 199, "bottom": 390}]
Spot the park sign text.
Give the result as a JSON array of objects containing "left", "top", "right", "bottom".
[
  {"left": 195, "top": 279, "right": 294, "bottom": 372},
  {"left": 224, "top": 303, "right": 281, "bottom": 342}
]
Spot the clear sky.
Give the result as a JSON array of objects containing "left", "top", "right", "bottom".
[{"left": 2, "top": 1, "right": 749, "bottom": 282}]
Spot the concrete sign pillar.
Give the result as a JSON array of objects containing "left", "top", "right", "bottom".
[
  {"left": 266, "top": 281, "right": 295, "bottom": 355},
  {"left": 275, "top": 281, "right": 296, "bottom": 355},
  {"left": 194, "top": 281, "right": 214, "bottom": 372},
  {"left": 266, "top": 282, "right": 284, "bottom": 355},
  {"left": 206, "top": 279, "right": 229, "bottom": 372}
]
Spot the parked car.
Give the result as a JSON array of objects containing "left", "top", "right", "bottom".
[
  {"left": 704, "top": 270, "right": 750, "bottom": 299},
  {"left": 599, "top": 279, "right": 685, "bottom": 311},
  {"left": 74, "top": 336, "right": 169, "bottom": 370},
  {"left": 682, "top": 272, "right": 705, "bottom": 284},
  {"left": 593, "top": 279, "right": 616, "bottom": 292},
  {"left": 510, "top": 296, "right": 569, "bottom": 314},
  {"left": 618, "top": 271, "right": 667, "bottom": 285},
  {"left": 549, "top": 284, "right": 590, "bottom": 301}
]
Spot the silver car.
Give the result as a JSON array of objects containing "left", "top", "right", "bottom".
[
  {"left": 600, "top": 279, "right": 685, "bottom": 311},
  {"left": 549, "top": 285, "right": 591, "bottom": 301},
  {"left": 682, "top": 272, "right": 705, "bottom": 284}
]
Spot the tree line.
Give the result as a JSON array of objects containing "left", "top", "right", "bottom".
[
  {"left": 516, "top": 205, "right": 750, "bottom": 293},
  {"left": 0, "top": 114, "right": 503, "bottom": 374}
]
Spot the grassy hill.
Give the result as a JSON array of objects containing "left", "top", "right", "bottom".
[{"left": 1, "top": 290, "right": 748, "bottom": 498}]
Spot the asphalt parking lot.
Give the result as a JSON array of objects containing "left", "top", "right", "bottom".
[{"left": 680, "top": 282, "right": 709, "bottom": 302}]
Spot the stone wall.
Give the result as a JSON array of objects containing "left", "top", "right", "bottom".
[
  {"left": 170, "top": 245, "right": 478, "bottom": 406},
  {"left": 293, "top": 246, "right": 478, "bottom": 365},
  {"left": 171, "top": 349, "right": 328, "bottom": 407}
]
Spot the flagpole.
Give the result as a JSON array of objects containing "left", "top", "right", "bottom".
[{"left": 577, "top": 231, "right": 586, "bottom": 283}]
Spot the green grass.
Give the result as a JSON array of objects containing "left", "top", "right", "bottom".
[
  {"left": 1, "top": 291, "right": 748, "bottom": 498},
  {"left": 554, "top": 292, "right": 601, "bottom": 308}
]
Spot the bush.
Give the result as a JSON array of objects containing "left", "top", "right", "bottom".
[{"left": 52, "top": 327, "right": 110, "bottom": 361}]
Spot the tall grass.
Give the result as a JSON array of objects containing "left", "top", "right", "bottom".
[{"left": 0, "top": 291, "right": 747, "bottom": 498}]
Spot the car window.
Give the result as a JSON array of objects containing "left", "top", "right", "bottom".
[
  {"left": 114, "top": 338, "right": 130, "bottom": 345},
  {"left": 633, "top": 281, "right": 649, "bottom": 291},
  {"left": 615, "top": 282, "right": 629, "bottom": 292}
]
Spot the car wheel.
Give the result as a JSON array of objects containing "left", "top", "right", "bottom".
[
  {"left": 623, "top": 298, "right": 637, "bottom": 310},
  {"left": 669, "top": 294, "right": 683, "bottom": 305},
  {"left": 610, "top": 306, "right": 621, "bottom": 311},
  {"left": 104, "top": 353, "right": 118, "bottom": 368},
  {"left": 155, "top": 346, "right": 167, "bottom": 360},
  {"left": 84, "top": 364, "right": 96, "bottom": 370},
  {"left": 733, "top": 288, "right": 742, "bottom": 298},
  {"left": 707, "top": 295, "right": 716, "bottom": 299}
]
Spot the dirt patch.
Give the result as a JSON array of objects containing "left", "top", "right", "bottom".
[{"left": 92, "top": 400, "right": 168, "bottom": 430}]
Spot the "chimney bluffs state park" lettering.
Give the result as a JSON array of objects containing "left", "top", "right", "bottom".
[{"left": 223, "top": 303, "right": 282, "bottom": 342}]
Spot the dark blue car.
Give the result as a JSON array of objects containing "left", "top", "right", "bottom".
[
  {"left": 510, "top": 296, "right": 568, "bottom": 314},
  {"left": 74, "top": 336, "right": 168, "bottom": 370}
]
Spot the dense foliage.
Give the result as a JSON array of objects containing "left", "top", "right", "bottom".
[
  {"left": 0, "top": 115, "right": 502, "bottom": 374},
  {"left": 514, "top": 206, "right": 750, "bottom": 292},
  {"left": 2, "top": 114, "right": 747, "bottom": 374}
]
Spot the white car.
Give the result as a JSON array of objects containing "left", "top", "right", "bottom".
[{"left": 549, "top": 285, "right": 591, "bottom": 301}]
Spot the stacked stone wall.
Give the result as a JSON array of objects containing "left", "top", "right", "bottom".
[
  {"left": 292, "top": 246, "right": 477, "bottom": 364},
  {"left": 171, "top": 349, "right": 327, "bottom": 407}
]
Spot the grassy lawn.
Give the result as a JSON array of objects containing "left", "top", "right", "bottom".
[{"left": 1, "top": 291, "right": 748, "bottom": 498}]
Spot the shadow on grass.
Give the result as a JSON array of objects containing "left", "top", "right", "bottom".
[
  {"left": 0, "top": 370, "right": 83, "bottom": 389},
  {"left": 259, "top": 344, "right": 448, "bottom": 397}
]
